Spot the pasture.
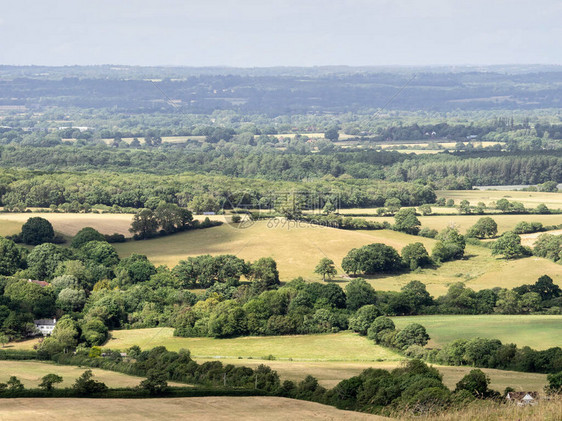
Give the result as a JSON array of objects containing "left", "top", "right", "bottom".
[
  {"left": 196, "top": 358, "right": 547, "bottom": 392},
  {"left": 105, "top": 329, "right": 403, "bottom": 362},
  {"left": 392, "top": 314, "right": 562, "bottom": 349},
  {"left": 0, "top": 360, "right": 166, "bottom": 388},
  {"left": 103, "top": 327, "right": 546, "bottom": 392},
  {"left": 436, "top": 189, "right": 562, "bottom": 209},
  {"left": 0, "top": 397, "right": 386, "bottom": 421},
  {"left": 364, "top": 213, "right": 562, "bottom": 235}
]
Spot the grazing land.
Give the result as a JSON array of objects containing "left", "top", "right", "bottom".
[
  {"left": 103, "top": 327, "right": 547, "bottom": 392},
  {"left": 0, "top": 397, "right": 386, "bottom": 421},
  {"left": 435, "top": 189, "right": 562, "bottom": 209},
  {"left": 364, "top": 213, "right": 562, "bottom": 235},
  {"left": 105, "top": 329, "right": 403, "bottom": 362},
  {"left": 392, "top": 314, "right": 562, "bottom": 349},
  {"left": 0, "top": 360, "right": 174, "bottom": 388},
  {"left": 195, "top": 358, "right": 547, "bottom": 392}
]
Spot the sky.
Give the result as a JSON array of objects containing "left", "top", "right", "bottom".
[{"left": 1, "top": 0, "right": 561, "bottom": 66}]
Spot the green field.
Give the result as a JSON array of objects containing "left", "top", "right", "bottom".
[
  {"left": 105, "top": 329, "right": 403, "bottom": 362},
  {"left": 103, "top": 327, "right": 547, "bottom": 392},
  {"left": 392, "top": 314, "right": 562, "bottom": 349},
  {"left": 0, "top": 360, "right": 176, "bottom": 388}
]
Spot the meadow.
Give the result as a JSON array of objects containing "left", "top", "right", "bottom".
[
  {"left": 435, "top": 189, "right": 562, "bottom": 209},
  {"left": 0, "top": 360, "right": 173, "bottom": 388},
  {"left": 105, "top": 329, "right": 403, "bottom": 362},
  {"left": 392, "top": 314, "right": 562, "bottom": 349},
  {"left": 0, "top": 397, "right": 386, "bottom": 421},
  {"left": 102, "top": 328, "right": 547, "bottom": 392}
]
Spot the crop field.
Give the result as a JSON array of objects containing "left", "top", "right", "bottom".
[
  {"left": 392, "top": 315, "right": 562, "bottom": 349},
  {"left": 105, "top": 329, "right": 403, "bottom": 362},
  {"left": 0, "top": 397, "right": 386, "bottom": 421},
  {"left": 436, "top": 189, "right": 562, "bottom": 209},
  {"left": 520, "top": 229, "right": 562, "bottom": 247},
  {"left": 0, "top": 360, "right": 171, "bottom": 388}
]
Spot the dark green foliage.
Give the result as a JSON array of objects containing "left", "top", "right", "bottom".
[
  {"left": 0, "top": 237, "right": 26, "bottom": 276},
  {"left": 432, "top": 228, "right": 465, "bottom": 263},
  {"left": 73, "top": 369, "right": 108, "bottom": 395},
  {"left": 115, "top": 254, "right": 157, "bottom": 286},
  {"left": 344, "top": 279, "right": 377, "bottom": 311},
  {"left": 27, "top": 243, "right": 70, "bottom": 280},
  {"left": 248, "top": 257, "right": 280, "bottom": 293},
  {"left": 466, "top": 217, "right": 498, "bottom": 239},
  {"left": 80, "top": 241, "right": 120, "bottom": 267},
  {"left": 139, "top": 369, "right": 169, "bottom": 395},
  {"left": 491, "top": 231, "right": 528, "bottom": 259},
  {"left": 21, "top": 217, "right": 55, "bottom": 245},
  {"left": 401, "top": 243, "right": 431, "bottom": 270},
  {"left": 394, "top": 323, "right": 430, "bottom": 349},
  {"left": 454, "top": 369, "right": 491, "bottom": 397},
  {"left": 173, "top": 255, "right": 248, "bottom": 288},
  {"left": 348, "top": 305, "right": 380, "bottom": 335},
  {"left": 341, "top": 243, "right": 402, "bottom": 275},
  {"left": 39, "top": 373, "right": 63, "bottom": 391},
  {"left": 71, "top": 227, "right": 106, "bottom": 248},
  {"left": 393, "top": 208, "right": 421, "bottom": 235}
]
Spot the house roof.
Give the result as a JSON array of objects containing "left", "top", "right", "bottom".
[
  {"left": 28, "top": 279, "right": 51, "bottom": 287},
  {"left": 506, "top": 392, "right": 538, "bottom": 400},
  {"left": 34, "top": 319, "right": 57, "bottom": 326}
]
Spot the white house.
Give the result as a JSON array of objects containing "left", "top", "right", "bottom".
[{"left": 34, "top": 318, "right": 57, "bottom": 336}]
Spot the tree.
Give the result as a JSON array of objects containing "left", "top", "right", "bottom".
[
  {"left": 491, "top": 231, "right": 527, "bottom": 259},
  {"left": 401, "top": 280, "right": 434, "bottom": 311},
  {"left": 39, "top": 374, "right": 63, "bottom": 391},
  {"left": 56, "top": 288, "right": 87, "bottom": 312},
  {"left": 393, "top": 208, "right": 421, "bottom": 235},
  {"left": 432, "top": 228, "right": 465, "bottom": 262},
  {"left": 324, "top": 127, "right": 339, "bottom": 141},
  {"left": 139, "top": 369, "right": 168, "bottom": 395},
  {"left": 466, "top": 217, "right": 498, "bottom": 239},
  {"left": 0, "top": 236, "right": 26, "bottom": 275},
  {"left": 546, "top": 371, "right": 562, "bottom": 394},
  {"left": 384, "top": 198, "right": 401, "bottom": 215},
  {"left": 80, "top": 241, "right": 120, "bottom": 267},
  {"left": 345, "top": 279, "right": 377, "bottom": 311},
  {"left": 21, "top": 217, "right": 55, "bottom": 245},
  {"left": 71, "top": 227, "right": 105, "bottom": 248},
  {"left": 7, "top": 376, "right": 24, "bottom": 391},
  {"left": 27, "top": 243, "right": 70, "bottom": 280},
  {"left": 248, "top": 257, "right": 280, "bottom": 293},
  {"left": 394, "top": 323, "right": 430, "bottom": 349},
  {"left": 341, "top": 243, "right": 402, "bottom": 275},
  {"left": 348, "top": 305, "right": 380, "bottom": 335},
  {"left": 418, "top": 204, "right": 432, "bottom": 216},
  {"left": 154, "top": 202, "right": 191, "bottom": 233},
  {"left": 314, "top": 258, "right": 337, "bottom": 281},
  {"left": 73, "top": 370, "right": 108, "bottom": 395},
  {"left": 532, "top": 275, "right": 561, "bottom": 301},
  {"left": 114, "top": 254, "right": 157, "bottom": 286},
  {"left": 367, "top": 316, "right": 395, "bottom": 343},
  {"left": 455, "top": 369, "right": 490, "bottom": 397},
  {"left": 0, "top": 333, "right": 8, "bottom": 347},
  {"left": 458, "top": 199, "right": 471, "bottom": 214},
  {"left": 130, "top": 208, "right": 159, "bottom": 239},
  {"left": 401, "top": 243, "right": 431, "bottom": 270}
]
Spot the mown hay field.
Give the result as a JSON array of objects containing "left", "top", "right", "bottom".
[
  {"left": 435, "top": 189, "right": 562, "bottom": 209},
  {"left": 0, "top": 396, "right": 386, "bottom": 421}
]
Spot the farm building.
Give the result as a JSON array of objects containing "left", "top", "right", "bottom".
[{"left": 505, "top": 391, "right": 539, "bottom": 406}]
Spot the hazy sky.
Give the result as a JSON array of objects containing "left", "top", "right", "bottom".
[{"left": 1, "top": 0, "right": 561, "bottom": 66}]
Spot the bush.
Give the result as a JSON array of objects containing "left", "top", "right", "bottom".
[{"left": 21, "top": 217, "right": 55, "bottom": 245}]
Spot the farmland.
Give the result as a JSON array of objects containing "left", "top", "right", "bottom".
[
  {"left": 435, "top": 189, "right": 562, "bottom": 209},
  {"left": 392, "top": 314, "right": 562, "bottom": 349},
  {"left": 105, "top": 329, "right": 403, "bottom": 362},
  {"left": 0, "top": 397, "right": 386, "bottom": 421},
  {"left": 0, "top": 360, "right": 174, "bottom": 388},
  {"left": 103, "top": 327, "right": 548, "bottom": 392}
]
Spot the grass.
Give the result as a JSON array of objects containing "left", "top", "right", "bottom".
[
  {"left": 104, "top": 326, "right": 546, "bottom": 392},
  {"left": 392, "top": 315, "right": 562, "bottom": 349},
  {"left": 0, "top": 360, "right": 172, "bottom": 388},
  {"left": 364, "top": 213, "right": 562, "bottom": 235},
  {"left": 436, "top": 189, "right": 562, "bottom": 210},
  {"left": 0, "top": 219, "right": 24, "bottom": 236},
  {"left": 0, "top": 397, "right": 387, "bottom": 421},
  {"left": 195, "top": 358, "right": 547, "bottom": 392},
  {"left": 105, "top": 329, "right": 403, "bottom": 362}
]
